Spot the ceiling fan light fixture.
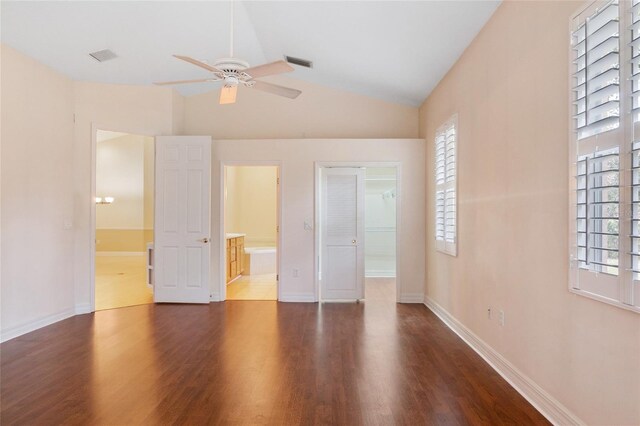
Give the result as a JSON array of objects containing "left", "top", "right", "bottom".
[
  {"left": 153, "top": 1, "right": 302, "bottom": 101},
  {"left": 219, "top": 85, "right": 237, "bottom": 105}
]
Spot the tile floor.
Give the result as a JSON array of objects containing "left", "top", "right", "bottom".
[
  {"left": 226, "top": 273, "right": 278, "bottom": 300},
  {"left": 95, "top": 255, "right": 153, "bottom": 310}
]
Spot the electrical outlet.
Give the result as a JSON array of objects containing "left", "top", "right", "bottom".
[
  {"left": 499, "top": 310, "right": 505, "bottom": 326},
  {"left": 292, "top": 268, "right": 299, "bottom": 278},
  {"left": 487, "top": 307, "right": 492, "bottom": 319}
]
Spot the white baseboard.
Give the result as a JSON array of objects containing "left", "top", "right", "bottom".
[
  {"left": 75, "top": 303, "right": 92, "bottom": 314},
  {"left": 424, "top": 297, "right": 584, "bottom": 426},
  {"left": 96, "top": 251, "right": 145, "bottom": 257},
  {"left": 398, "top": 292, "right": 424, "bottom": 303},
  {"left": 1, "top": 307, "right": 76, "bottom": 343},
  {"left": 279, "top": 293, "right": 316, "bottom": 302}
]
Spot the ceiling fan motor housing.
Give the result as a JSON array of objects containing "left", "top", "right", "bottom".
[{"left": 213, "top": 58, "right": 254, "bottom": 87}]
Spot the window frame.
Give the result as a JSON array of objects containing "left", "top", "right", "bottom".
[
  {"left": 569, "top": 0, "right": 640, "bottom": 313},
  {"left": 435, "top": 114, "right": 458, "bottom": 257}
]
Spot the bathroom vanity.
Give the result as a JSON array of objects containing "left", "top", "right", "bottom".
[{"left": 226, "top": 233, "right": 245, "bottom": 284}]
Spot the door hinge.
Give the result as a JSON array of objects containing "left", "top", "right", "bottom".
[
  {"left": 276, "top": 274, "right": 279, "bottom": 281},
  {"left": 277, "top": 225, "right": 279, "bottom": 232},
  {"left": 277, "top": 178, "right": 280, "bottom": 185}
]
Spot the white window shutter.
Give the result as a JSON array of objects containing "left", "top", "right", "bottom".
[
  {"left": 631, "top": 0, "right": 640, "bottom": 122},
  {"left": 435, "top": 115, "right": 457, "bottom": 256},
  {"left": 575, "top": 148, "right": 620, "bottom": 276},
  {"left": 570, "top": 0, "right": 640, "bottom": 313},
  {"left": 435, "top": 190, "right": 445, "bottom": 243},
  {"left": 572, "top": 0, "right": 620, "bottom": 139}
]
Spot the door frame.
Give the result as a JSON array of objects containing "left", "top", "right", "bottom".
[
  {"left": 314, "top": 161, "right": 402, "bottom": 303},
  {"left": 219, "top": 160, "right": 283, "bottom": 301},
  {"left": 89, "top": 123, "right": 155, "bottom": 313}
]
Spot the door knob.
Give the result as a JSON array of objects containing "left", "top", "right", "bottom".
[
  {"left": 199, "top": 238, "right": 210, "bottom": 243},
  {"left": 352, "top": 239, "right": 357, "bottom": 244}
]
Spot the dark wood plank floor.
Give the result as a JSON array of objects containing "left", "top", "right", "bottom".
[{"left": 1, "top": 279, "right": 548, "bottom": 425}]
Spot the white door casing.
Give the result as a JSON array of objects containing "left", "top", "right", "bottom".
[
  {"left": 321, "top": 167, "right": 365, "bottom": 300},
  {"left": 154, "top": 136, "right": 211, "bottom": 303}
]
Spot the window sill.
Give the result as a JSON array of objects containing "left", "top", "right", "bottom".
[
  {"left": 436, "top": 247, "right": 457, "bottom": 257},
  {"left": 569, "top": 288, "right": 640, "bottom": 314}
]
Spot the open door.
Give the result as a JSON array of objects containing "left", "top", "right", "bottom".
[
  {"left": 154, "top": 136, "right": 211, "bottom": 303},
  {"left": 321, "top": 167, "right": 365, "bottom": 300}
]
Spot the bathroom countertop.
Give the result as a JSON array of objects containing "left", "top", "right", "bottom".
[{"left": 225, "top": 233, "right": 246, "bottom": 239}]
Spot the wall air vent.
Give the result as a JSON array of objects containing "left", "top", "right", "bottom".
[
  {"left": 89, "top": 49, "right": 118, "bottom": 62},
  {"left": 284, "top": 55, "right": 313, "bottom": 68}
]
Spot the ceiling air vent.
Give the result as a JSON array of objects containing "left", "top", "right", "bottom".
[
  {"left": 89, "top": 49, "right": 117, "bottom": 63},
  {"left": 284, "top": 55, "right": 313, "bottom": 68}
]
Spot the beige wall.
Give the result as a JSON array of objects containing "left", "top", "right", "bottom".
[
  {"left": 420, "top": 1, "right": 639, "bottom": 424},
  {"left": 224, "top": 166, "right": 278, "bottom": 247},
  {"left": 210, "top": 139, "right": 425, "bottom": 302},
  {"left": 1, "top": 45, "right": 75, "bottom": 338},
  {"left": 185, "top": 76, "right": 419, "bottom": 139},
  {"left": 95, "top": 229, "right": 153, "bottom": 252},
  {"left": 96, "top": 133, "right": 146, "bottom": 229},
  {"left": 95, "top": 133, "right": 154, "bottom": 252}
]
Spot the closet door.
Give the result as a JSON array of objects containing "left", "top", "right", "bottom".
[{"left": 321, "top": 167, "right": 365, "bottom": 300}]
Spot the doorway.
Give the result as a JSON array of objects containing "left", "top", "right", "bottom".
[
  {"left": 316, "top": 164, "right": 399, "bottom": 302},
  {"left": 223, "top": 165, "right": 280, "bottom": 300},
  {"left": 94, "top": 130, "right": 155, "bottom": 310},
  {"left": 363, "top": 167, "right": 398, "bottom": 302}
]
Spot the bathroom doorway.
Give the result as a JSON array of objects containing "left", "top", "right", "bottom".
[
  {"left": 94, "top": 130, "right": 155, "bottom": 310},
  {"left": 223, "top": 165, "right": 279, "bottom": 300}
]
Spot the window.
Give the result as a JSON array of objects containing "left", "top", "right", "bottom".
[
  {"left": 570, "top": 0, "right": 640, "bottom": 312},
  {"left": 435, "top": 115, "right": 457, "bottom": 256}
]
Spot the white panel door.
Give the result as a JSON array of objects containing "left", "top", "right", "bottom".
[
  {"left": 154, "top": 136, "right": 211, "bottom": 303},
  {"left": 321, "top": 168, "right": 365, "bottom": 300}
]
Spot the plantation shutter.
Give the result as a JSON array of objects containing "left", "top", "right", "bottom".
[
  {"left": 570, "top": 0, "right": 631, "bottom": 308},
  {"left": 631, "top": 0, "right": 640, "bottom": 308},
  {"left": 575, "top": 148, "right": 620, "bottom": 276},
  {"left": 434, "top": 116, "right": 457, "bottom": 256},
  {"left": 435, "top": 190, "right": 445, "bottom": 241},
  {"left": 572, "top": 0, "right": 620, "bottom": 140},
  {"left": 631, "top": 0, "right": 640, "bottom": 123}
]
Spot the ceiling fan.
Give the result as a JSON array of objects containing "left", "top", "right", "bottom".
[{"left": 154, "top": 1, "right": 301, "bottom": 105}]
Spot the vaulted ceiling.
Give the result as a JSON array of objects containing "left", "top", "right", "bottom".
[{"left": 1, "top": 1, "right": 500, "bottom": 106}]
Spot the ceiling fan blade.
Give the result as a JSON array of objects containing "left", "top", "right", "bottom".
[
  {"left": 251, "top": 80, "right": 301, "bottom": 99},
  {"left": 154, "top": 78, "right": 220, "bottom": 86},
  {"left": 243, "top": 60, "right": 294, "bottom": 79},
  {"left": 219, "top": 85, "right": 238, "bottom": 105},
  {"left": 173, "top": 55, "right": 222, "bottom": 73}
]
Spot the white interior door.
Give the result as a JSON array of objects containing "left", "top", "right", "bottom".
[
  {"left": 154, "top": 136, "right": 211, "bottom": 303},
  {"left": 321, "top": 167, "right": 365, "bottom": 300}
]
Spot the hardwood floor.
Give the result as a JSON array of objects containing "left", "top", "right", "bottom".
[{"left": 0, "top": 279, "right": 548, "bottom": 425}]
